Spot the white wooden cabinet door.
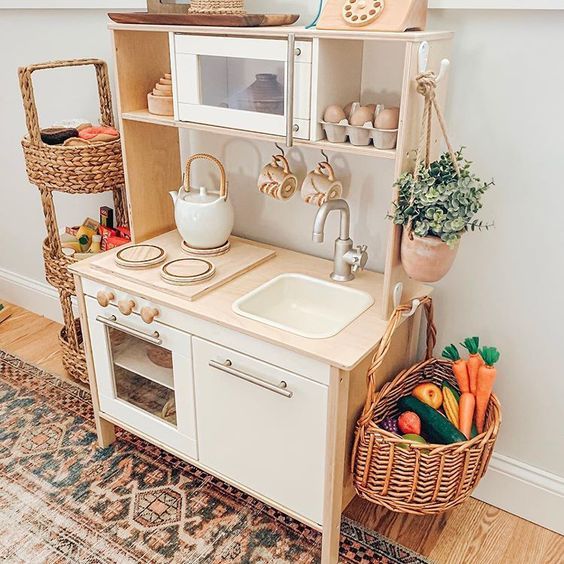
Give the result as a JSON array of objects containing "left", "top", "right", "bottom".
[
  {"left": 192, "top": 337, "right": 327, "bottom": 525},
  {"left": 87, "top": 297, "right": 198, "bottom": 459},
  {"left": 173, "top": 34, "right": 312, "bottom": 139}
]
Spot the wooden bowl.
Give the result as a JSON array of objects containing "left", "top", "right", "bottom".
[{"left": 148, "top": 93, "right": 173, "bottom": 116}]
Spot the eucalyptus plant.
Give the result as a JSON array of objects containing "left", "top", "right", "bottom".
[{"left": 390, "top": 149, "right": 493, "bottom": 247}]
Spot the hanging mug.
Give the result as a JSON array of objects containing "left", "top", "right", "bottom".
[
  {"left": 257, "top": 154, "right": 298, "bottom": 200},
  {"left": 301, "top": 161, "right": 343, "bottom": 206}
]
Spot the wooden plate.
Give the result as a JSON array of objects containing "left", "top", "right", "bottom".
[
  {"left": 108, "top": 12, "right": 300, "bottom": 27},
  {"left": 160, "top": 258, "right": 216, "bottom": 285},
  {"left": 115, "top": 244, "right": 166, "bottom": 269}
]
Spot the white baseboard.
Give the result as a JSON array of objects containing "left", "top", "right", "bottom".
[
  {"left": 0, "top": 267, "right": 63, "bottom": 323},
  {"left": 473, "top": 453, "right": 564, "bottom": 534}
]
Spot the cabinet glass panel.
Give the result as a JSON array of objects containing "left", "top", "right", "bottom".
[
  {"left": 108, "top": 328, "right": 176, "bottom": 426},
  {"left": 200, "top": 55, "right": 285, "bottom": 116}
]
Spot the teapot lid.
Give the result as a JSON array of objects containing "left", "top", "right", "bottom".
[{"left": 182, "top": 186, "right": 220, "bottom": 204}]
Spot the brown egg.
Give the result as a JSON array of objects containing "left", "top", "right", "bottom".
[
  {"left": 343, "top": 101, "right": 357, "bottom": 119},
  {"left": 323, "top": 104, "right": 346, "bottom": 123},
  {"left": 366, "top": 104, "right": 377, "bottom": 118},
  {"left": 350, "top": 106, "right": 374, "bottom": 126},
  {"left": 375, "top": 107, "right": 400, "bottom": 130}
]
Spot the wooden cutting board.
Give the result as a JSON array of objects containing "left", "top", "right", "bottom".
[
  {"left": 108, "top": 12, "right": 300, "bottom": 27},
  {"left": 90, "top": 231, "right": 276, "bottom": 301}
]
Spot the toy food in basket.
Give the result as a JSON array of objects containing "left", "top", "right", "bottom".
[{"left": 376, "top": 337, "right": 501, "bottom": 445}]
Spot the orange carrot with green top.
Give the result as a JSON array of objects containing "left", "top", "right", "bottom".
[
  {"left": 461, "top": 336, "right": 484, "bottom": 395},
  {"left": 442, "top": 344, "right": 470, "bottom": 393},
  {"left": 458, "top": 392, "right": 475, "bottom": 439},
  {"left": 475, "top": 347, "right": 501, "bottom": 433}
]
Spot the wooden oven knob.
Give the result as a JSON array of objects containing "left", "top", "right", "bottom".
[
  {"left": 140, "top": 306, "right": 159, "bottom": 324},
  {"left": 118, "top": 299, "right": 136, "bottom": 316},
  {"left": 96, "top": 290, "right": 115, "bottom": 307}
]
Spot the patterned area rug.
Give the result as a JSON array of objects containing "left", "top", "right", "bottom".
[{"left": 0, "top": 350, "right": 428, "bottom": 564}]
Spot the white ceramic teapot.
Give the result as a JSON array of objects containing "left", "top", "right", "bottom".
[{"left": 169, "top": 153, "right": 234, "bottom": 250}]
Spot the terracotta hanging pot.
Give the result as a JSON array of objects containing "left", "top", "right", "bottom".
[{"left": 401, "top": 230, "right": 460, "bottom": 283}]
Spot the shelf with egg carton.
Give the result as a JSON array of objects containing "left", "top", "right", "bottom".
[
  {"left": 320, "top": 103, "right": 399, "bottom": 150},
  {"left": 120, "top": 109, "right": 396, "bottom": 160}
]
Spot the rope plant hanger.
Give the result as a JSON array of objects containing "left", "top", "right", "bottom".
[{"left": 405, "top": 69, "right": 461, "bottom": 239}]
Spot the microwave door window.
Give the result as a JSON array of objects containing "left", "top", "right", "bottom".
[{"left": 200, "top": 55, "right": 285, "bottom": 116}]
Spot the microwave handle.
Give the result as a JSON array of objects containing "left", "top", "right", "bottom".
[{"left": 286, "top": 33, "right": 296, "bottom": 147}]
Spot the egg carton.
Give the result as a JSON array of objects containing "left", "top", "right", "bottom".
[{"left": 320, "top": 121, "right": 398, "bottom": 150}]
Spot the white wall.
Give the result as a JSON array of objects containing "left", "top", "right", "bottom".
[{"left": 0, "top": 5, "right": 562, "bottom": 532}]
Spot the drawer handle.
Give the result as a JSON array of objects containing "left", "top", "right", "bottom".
[
  {"left": 96, "top": 315, "right": 162, "bottom": 346},
  {"left": 209, "top": 359, "right": 293, "bottom": 399}
]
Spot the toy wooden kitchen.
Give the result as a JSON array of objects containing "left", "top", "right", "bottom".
[{"left": 70, "top": 21, "right": 453, "bottom": 564}]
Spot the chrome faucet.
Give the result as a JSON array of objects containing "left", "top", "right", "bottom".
[{"left": 312, "top": 199, "right": 368, "bottom": 282}]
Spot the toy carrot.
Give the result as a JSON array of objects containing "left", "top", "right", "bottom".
[
  {"left": 458, "top": 392, "right": 475, "bottom": 439},
  {"left": 475, "top": 347, "right": 501, "bottom": 433},
  {"left": 461, "top": 337, "right": 484, "bottom": 395},
  {"left": 442, "top": 344, "right": 470, "bottom": 393}
]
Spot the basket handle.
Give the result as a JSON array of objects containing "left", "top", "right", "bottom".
[
  {"left": 358, "top": 296, "right": 436, "bottom": 426},
  {"left": 183, "top": 153, "right": 228, "bottom": 199},
  {"left": 18, "top": 58, "right": 114, "bottom": 146}
]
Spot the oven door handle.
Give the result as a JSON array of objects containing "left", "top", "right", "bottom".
[{"left": 96, "top": 315, "right": 163, "bottom": 346}]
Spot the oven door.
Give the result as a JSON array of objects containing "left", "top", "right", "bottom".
[
  {"left": 86, "top": 297, "right": 197, "bottom": 460},
  {"left": 173, "top": 34, "right": 311, "bottom": 140}
]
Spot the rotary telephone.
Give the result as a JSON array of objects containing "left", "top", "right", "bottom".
[{"left": 317, "top": 0, "right": 428, "bottom": 32}]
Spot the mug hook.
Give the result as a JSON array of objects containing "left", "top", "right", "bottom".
[
  {"left": 274, "top": 142, "right": 285, "bottom": 157},
  {"left": 320, "top": 149, "right": 329, "bottom": 164}
]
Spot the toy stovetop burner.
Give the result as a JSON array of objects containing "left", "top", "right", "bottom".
[{"left": 316, "top": 0, "right": 428, "bottom": 32}]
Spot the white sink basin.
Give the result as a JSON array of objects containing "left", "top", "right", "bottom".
[{"left": 232, "top": 273, "right": 374, "bottom": 339}]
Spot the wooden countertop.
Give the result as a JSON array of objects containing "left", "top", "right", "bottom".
[{"left": 70, "top": 233, "right": 429, "bottom": 371}]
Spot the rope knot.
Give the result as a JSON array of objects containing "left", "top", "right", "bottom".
[{"left": 416, "top": 71, "right": 437, "bottom": 99}]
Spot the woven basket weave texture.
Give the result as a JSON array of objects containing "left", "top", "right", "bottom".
[
  {"left": 18, "top": 58, "right": 128, "bottom": 383},
  {"left": 351, "top": 298, "right": 501, "bottom": 515}
]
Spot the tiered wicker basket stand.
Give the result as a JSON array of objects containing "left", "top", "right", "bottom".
[{"left": 19, "top": 58, "right": 128, "bottom": 383}]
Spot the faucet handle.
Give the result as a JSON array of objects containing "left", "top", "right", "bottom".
[{"left": 352, "top": 245, "right": 369, "bottom": 273}]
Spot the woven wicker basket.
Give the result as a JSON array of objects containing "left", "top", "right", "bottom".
[
  {"left": 190, "top": 0, "right": 245, "bottom": 14},
  {"left": 19, "top": 59, "right": 124, "bottom": 195},
  {"left": 352, "top": 298, "right": 501, "bottom": 515},
  {"left": 18, "top": 59, "right": 128, "bottom": 384},
  {"left": 59, "top": 317, "right": 88, "bottom": 383}
]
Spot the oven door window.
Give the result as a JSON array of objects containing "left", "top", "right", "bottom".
[{"left": 108, "top": 328, "right": 176, "bottom": 427}]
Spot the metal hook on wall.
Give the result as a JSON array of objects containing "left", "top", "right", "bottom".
[
  {"left": 418, "top": 41, "right": 450, "bottom": 84},
  {"left": 274, "top": 142, "right": 285, "bottom": 157},
  {"left": 320, "top": 149, "right": 329, "bottom": 164}
]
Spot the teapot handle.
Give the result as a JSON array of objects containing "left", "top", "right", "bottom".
[{"left": 184, "top": 153, "right": 228, "bottom": 200}]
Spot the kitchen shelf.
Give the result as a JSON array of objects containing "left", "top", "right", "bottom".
[
  {"left": 121, "top": 109, "right": 396, "bottom": 159},
  {"left": 113, "top": 337, "right": 174, "bottom": 390}
]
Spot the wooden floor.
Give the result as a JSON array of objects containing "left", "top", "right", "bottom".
[{"left": 0, "top": 301, "right": 562, "bottom": 563}]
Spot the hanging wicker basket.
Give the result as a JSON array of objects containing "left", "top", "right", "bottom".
[
  {"left": 190, "top": 0, "right": 245, "bottom": 14},
  {"left": 351, "top": 298, "right": 501, "bottom": 515}
]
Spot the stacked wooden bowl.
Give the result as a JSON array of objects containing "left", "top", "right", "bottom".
[{"left": 148, "top": 73, "right": 173, "bottom": 116}]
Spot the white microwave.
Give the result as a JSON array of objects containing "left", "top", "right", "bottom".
[{"left": 170, "top": 34, "right": 312, "bottom": 142}]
